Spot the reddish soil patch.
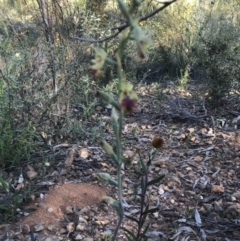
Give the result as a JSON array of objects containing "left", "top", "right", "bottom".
[{"left": 19, "top": 183, "right": 106, "bottom": 229}]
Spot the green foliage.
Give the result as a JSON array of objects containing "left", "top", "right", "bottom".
[
  {"left": 189, "top": 1, "right": 240, "bottom": 105},
  {"left": 0, "top": 71, "right": 37, "bottom": 168},
  {"left": 178, "top": 69, "right": 189, "bottom": 90},
  {"left": 135, "top": 0, "right": 196, "bottom": 81},
  {"left": 132, "top": 0, "right": 240, "bottom": 106},
  {"left": 0, "top": 0, "right": 102, "bottom": 220},
  {"left": 0, "top": 175, "right": 32, "bottom": 222}
]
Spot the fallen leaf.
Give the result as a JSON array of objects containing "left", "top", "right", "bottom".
[
  {"left": 187, "top": 128, "right": 195, "bottom": 133},
  {"left": 66, "top": 222, "right": 75, "bottom": 236},
  {"left": 27, "top": 170, "right": 37, "bottom": 180},
  {"left": 27, "top": 164, "right": 35, "bottom": 172},
  {"left": 211, "top": 185, "right": 224, "bottom": 193},
  {"left": 65, "top": 148, "right": 76, "bottom": 166},
  {"left": 195, "top": 208, "right": 202, "bottom": 225},
  {"left": 15, "top": 183, "right": 24, "bottom": 191},
  {"left": 194, "top": 156, "right": 202, "bottom": 162},
  {"left": 79, "top": 148, "right": 89, "bottom": 159},
  {"left": 65, "top": 206, "right": 73, "bottom": 214}
]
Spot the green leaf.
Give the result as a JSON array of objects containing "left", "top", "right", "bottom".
[
  {"left": 147, "top": 175, "right": 165, "bottom": 187},
  {"left": 97, "top": 173, "right": 118, "bottom": 186},
  {"left": 108, "top": 178, "right": 118, "bottom": 187},
  {"left": 139, "top": 153, "right": 146, "bottom": 173},
  {"left": 123, "top": 227, "right": 137, "bottom": 240},
  {"left": 125, "top": 214, "right": 139, "bottom": 224},
  {"left": 142, "top": 223, "right": 150, "bottom": 238},
  {"left": 124, "top": 233, "right": 133, "bottom": 241},
  {"left": 142, "top": 207, "right": 159, "bottom": 215},
  {"left": 140, "top": 204, "right": 149, "bottom": 227},
  {"left": 141, "top": 178, "right": 145, "bottom": 192},
  {"left": 0, "top": 205, "right": 9, "bottom": 211},
  {"left": 101, "top": 196, "right": 121, "bottom": 215}
]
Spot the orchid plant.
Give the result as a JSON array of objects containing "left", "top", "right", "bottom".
[{"left": 91, "top": 0, "right": 163, "bottom": 240}]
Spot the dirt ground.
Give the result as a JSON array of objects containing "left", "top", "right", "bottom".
[{"left": 0, "top": 82, "right": 240, "bottom": 241}]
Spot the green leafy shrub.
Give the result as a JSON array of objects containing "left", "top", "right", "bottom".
[
  {"left": 0, "top": 68, "right": 37, "bottom": 168},
  {"left": 132, "top": 0, "right": 240, "bottom": 106},
  {"left": 133, "top": 0, "right": 196, "bottom": 82},
  {"left": 189, "top": 1, "right": 240, "bottom": 105}
]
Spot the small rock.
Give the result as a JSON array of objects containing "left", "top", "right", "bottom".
[
  {"left": 158, "top": 185, "right": 164, "bottom": 195},
  {"left": 153, "top": 211, "right": 159, "bottom": 218},
  {"left": 211, "top": 185, "right": 224, "bottom": 193},
  {"left": 47, "top": 207, "right": 53, "bottom": 213},
  {"left": 40, "top": 193, "right": 45, "bottom": 199},
  {"left": 83, "top": 238, "right": 94, "bottom": 241},
  {"left": 75, "top": 234, "right": 83, "bottom": 240},
  {"left": 33, "top": 223, "right": 44, "bottom": 232}
]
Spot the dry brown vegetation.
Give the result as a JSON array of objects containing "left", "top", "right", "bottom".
[{"left": 0, "top": 0, "right": 240, "bottom": 240}]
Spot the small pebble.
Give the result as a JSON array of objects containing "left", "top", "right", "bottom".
[{"left": 47, "top": 207, "right": 53, "bottom": 213}]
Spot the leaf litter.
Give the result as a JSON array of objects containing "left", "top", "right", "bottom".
[{"left": 0, "top": 82, "right": 240, "bottom": 240}]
